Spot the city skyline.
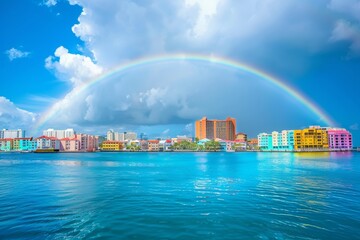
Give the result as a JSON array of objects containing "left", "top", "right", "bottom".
[{"left": 1, "top": 1, "right": 359, "bottom": 144}]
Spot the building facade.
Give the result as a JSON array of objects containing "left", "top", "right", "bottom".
[
  {"left": 101, "top": 141, "right": 123, "bottom": 151},
  {"left": 195, "top": 117, "right": 236, "bottom": 141},
  {"left": 13, "top": 138, "right": 37, "bottom": 151},
  {"left": 294, "top": 126, "right": 328, "bottom": 151},
  {"left": 36, "top": 136, "right": 61, "bottom": 150},
  {"left": 43, "top": 128, "right": 75, "bottom": 139},
  {"left": 0, "top": 129, "right": 25, "bottom": 139},
  {"left": 148, "top": 140, "right": 160, "bottom": 151},
  {"left": 327, "top": 128, "right": 352, "bottom": 150}
]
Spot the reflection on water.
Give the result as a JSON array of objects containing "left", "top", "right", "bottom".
[{"left": 0, "top": 152, "right": 359, "bottom": 239}]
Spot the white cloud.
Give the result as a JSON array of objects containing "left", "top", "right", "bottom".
[
  {"left": 45, "top": 46, "right": 103, "bottom": 86},
  {"left": 330, "top": 20, "right": 360, "bottom": 54},
  {"left": 0, "top": 96, "right": 37, "bottom": 129},
  {"left": 42, "top": 0, "right": 358, "bottom": 133},
  {"left": 5, "top": 48, "right": 30, "bottom": 61},
  {"left": 43, "top": 0, "right": 57, "bottom": 7}
]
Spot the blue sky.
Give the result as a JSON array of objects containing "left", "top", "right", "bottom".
[{"left": 0, "top": 0, "right": 359, "bottom": 144}]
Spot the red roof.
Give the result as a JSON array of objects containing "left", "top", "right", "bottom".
[
  {"left": 36, "top": 135, "right": 58, "bottom": 140},
  {"left": 14, "top": 137, "right": 33, "bottom": 140},
  {"left": 148, "top": 140, "right": 159, "bottom": 143}
]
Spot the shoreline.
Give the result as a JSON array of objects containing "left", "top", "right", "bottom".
[{"left": 1, "top": 150, "right": 357, "bottom": 154}]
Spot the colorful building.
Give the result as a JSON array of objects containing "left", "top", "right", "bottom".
[
  {"left": 195, "top": 117, "right": 236, "bottom": 141},
  {"left": 294, "top": 126, "right": 329, "bottom": 151},
  {"left": 327, "top": 128, "right": 352, "bottom": 150},
  {"left": 60, "top": 137, "right": 80, "bottom": 152},
  {"left": 235, "top": 133, "right": 247, "bottom": 142},
  {"left": 13, "top": 138, "right": 37, "bottom": 151},
  {"left": 36, "top": 136, "right": 61, "bottom": 150},
  {"left": 258, "top": 130, "right": 294, "bottom": 151},
  {"left": 101, "top": 141, "right": 124, "bottom": 151},
  {"left": 0, "top": 139, "right": 13, "bottom": 151},
  {"left": 148, "top": 140, "right": 160, "bottom": 151},
  {"left": 159, "top": 139, "right": 172, "bottom": 151},
  {"left": 258, "top": 133, "right": 273, "bottom": 151}
]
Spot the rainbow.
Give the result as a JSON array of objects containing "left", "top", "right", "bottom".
[{"left": 32, "top": 53, "right": 336, "bottom": 133}]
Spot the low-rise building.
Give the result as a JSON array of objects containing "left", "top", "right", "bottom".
[
  {"left": 101, "top": 141, "right": 124, "bottom": 151},
  {"left": 140, "top": 140, "right": 148, "bottom": 151},
  {"left": 327, "top": 128, "right": 352, "bottom": 150},
  {"left": 36, "top": 136, "right": 61, "bottom": 150},
  {"left": 13, "top": 138, "right": 37, "bottom": 151},
  {"left": 159, "top": 139, "right": 172, "bottom": 151},
  {"left": 60, "top": 137, "right": 80, "bottom": 152},
  {"left": 0, "top": 138, "right": 13, "bottom": 151},
  {"left": 148, "top": 140, "right": 160, "bottom": 151}
]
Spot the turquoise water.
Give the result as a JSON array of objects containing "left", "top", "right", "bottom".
[{"left": 0, "top": 152, "right": 359, "bottom": 239}]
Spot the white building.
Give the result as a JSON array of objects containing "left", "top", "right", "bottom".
[
  {"left": 43, "top": 128, "right": 75, "bottom": 139},
  {"left": 107, "top": 130, "right": 136, "bottom": 141},
  {"left": 125, "top": 132, "right": 137, "bottom": 141},
  {"left": 0, "top": 129, "right": 25, "bottom": 139},
  {"left": 36, "top": 136, "right": 61, "bottom": 150}
]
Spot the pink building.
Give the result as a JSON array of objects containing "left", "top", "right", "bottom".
[
  {"left": 327, "top": 128, "right": 352, "bottom": 150},
  {"left": 60, "top": 137, "right": 80, "bottom": 152},
  {"left": 59, "top": 134, "right": 99, "bottom": 152},
  {"left": 76, "top": 134, "right": 98, "bottom": 152}
]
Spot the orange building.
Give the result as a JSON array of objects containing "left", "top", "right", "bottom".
[{"left": 195, "top": 117, "right": 236, "bottom": 140}]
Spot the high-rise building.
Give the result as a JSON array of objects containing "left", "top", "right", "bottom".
[
  {"left": 43, "top": 128, "right": 75, "bottom": 139},
  {"left": 0, "top": 129, "right": 25, "bottom": 139},
  {"left": 195, "top": 117, "right": 236, "bottom": 140},
  {"left": 124, "top": 132, "right": 137, "bottom": 141}
]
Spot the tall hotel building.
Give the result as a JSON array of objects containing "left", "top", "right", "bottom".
[{"left": 195, "top": 117, "right": 236, "bottom": 141}]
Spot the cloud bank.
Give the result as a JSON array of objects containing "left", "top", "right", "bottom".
[
  {"left": 41, "top": 0, "right": 360, "bottom": 135},
  {"left": 0, "top": 97, "right": 37, "bottom": 130}
]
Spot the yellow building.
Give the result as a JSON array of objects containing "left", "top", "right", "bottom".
[
  {"left": 294, "top": 126, "right": 329, "bottom": 151},
  {"left": 101, "top": 141, "right": 123, "bottom": 151}
]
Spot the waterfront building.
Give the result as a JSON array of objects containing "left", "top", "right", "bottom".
[
  {"left": 171, "top": 135, "right": 192, "bottom": 144},
  {"left": 271, "top": 130, "right": 294, "bottom": 151},
  {"left": 258, "top": 133, "right": 273, "bottom": 151},
  {"left": 148, "top": 140, "right": 160, "bottom": 151},
  {"left": 0, "top": 139, "right": 13, "bottom": 151},
  {"left": 195, "top": 117, "right": 236, "bottom": 141},
  {"left": 101, "top": 141, "right": 124, "bottom": 151},
  {"left": 36, "top": 136, "right": 61, "bottom": 150},
  {"left": 234, "top": 140, "right": 247, "bottom": 151},
  {"left": 43, "top": 128, "right": 75, "bottom": 139},
  {"left": 13, "top": 138, "right": 37, "bottom": 151},
  {"left": 216, "top": 139, "right": 235, "bottom": 152},
  {"left": 60, "top": 137, "right": 80, "bottom": 152},
  {"left": 327, "top": 128, "right": 352, "bottom": 150},
  {"left": 197, "top": 138, "right": 210, "bottom": 147},
  {"left": 140, "top": 140, "right": 148, "bottom": 151},
  {"left": 247, "top": 138, "right": 258, "bottom": 150},
  {"left": 235, "top": 133, "right": 247, "bottom": 142},
  {"left": 159, "top": 139, "right": 172, "bottom": 151},
  {"left": 76, "top": 134, "right": 99, "bottom": 152},
  {"left": 0, "top": 129, "right": 25, "bottom": 139},
  {"left": 294, "top": 126, "right": 329, "bottom": 151}
]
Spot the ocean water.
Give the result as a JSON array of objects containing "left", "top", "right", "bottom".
[{"left": 0, "top": 152, "right": 359, "bottom": 239}]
